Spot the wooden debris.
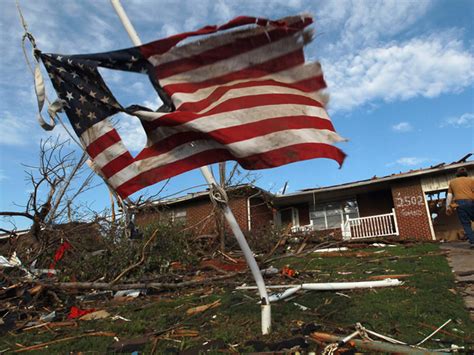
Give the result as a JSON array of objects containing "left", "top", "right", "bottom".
[
  {"left": 14, "top": 331, "right": 116, "bottom": 352},
  {"left": 186, "top": 299, "right": 221, "bottom": 316},
  {"left": 169, "top": 328, "right": 200, "bottom": 337},
  {"left": 22, "top": 321, "right": 78, "bottom": 332},
  {"left": 79, "top": 310, "right": 110, "bottom": 321},
  {"left": 27, "top": 285, "right": 43, "bottom": 296},
  {"left": 39, "top": 272, "right": 240, "bottom": 291},
  {"left": 310, "top": 331, "right": 436, "bottom": 354},
  {"left": 217, "top": 250, "right": 239, "bottom": 263}
]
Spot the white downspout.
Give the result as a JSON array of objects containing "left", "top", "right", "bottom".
[
  {"left": 422, "top": 193, "right": 436, "bottom": 240},
  {"left": 247, "top": 197, "right": 252, "bottom": 231}
]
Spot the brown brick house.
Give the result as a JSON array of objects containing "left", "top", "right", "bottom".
[
  {"left": 275, "top": 158, "right": 473, "bottom": 241},
  {"left": 134, "top": 185, "right": 274, "bottom": 236},
  {"left": 134, "top": 158, "right": 473, "bottom": 241}
]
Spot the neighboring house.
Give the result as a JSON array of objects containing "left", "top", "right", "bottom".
[
  {"left": 134, "top": 157, "right": 473, "bottom": 241},
  {"left": 275, "top": 158, "right": 473, "bottom": 241},
  {"left": 134, "top": 185, "right": 274, "bottom": 236}
]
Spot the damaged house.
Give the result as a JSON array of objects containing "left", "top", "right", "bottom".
[
  {"left": 135, "top": 185, "right": 274, "bottom": 237},
  {"left": 135, "top": 157, "right": 473, "bottom": 242}
]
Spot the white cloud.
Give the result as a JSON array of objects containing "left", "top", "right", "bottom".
[
  {"left": 0, "top": 112, "right": 30, "bottom": 146},
  {"left": 390, "top": 157, "right": 429, "bottom": 167},
  {"left": 324, "top": 34, "right": 474, "bottom": 112},
  {"left": 114, "top": 113, "right": 147, "bottom": 153},
  {"left": 441, "top": 112, "right": 474, "bottom": 128},
  {"left": 392, "top": 122, "right": 413, "bottom": 132},
  {"left": 0, "top": 170, "right": 7, "bottom": 181},
  {"left": 317, "top": 0, "right": 431, "bottom": 54}
]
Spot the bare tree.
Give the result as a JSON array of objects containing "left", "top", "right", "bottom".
[{"left": 0, "top": 137, "right": 97, "bottom": 244}]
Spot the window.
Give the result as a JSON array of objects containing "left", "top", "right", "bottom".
[
  {"left": 171, "top": 209, "right": 187, "bottom": 224},
  {"left": 309, "top": 199, "right": 359, "bottom": 230},
  {"left": 162, "top": 208, "right": 187, "bottom": 224}
]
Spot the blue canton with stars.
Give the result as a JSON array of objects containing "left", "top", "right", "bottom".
[{"left": 40, "top": 47, "right": 171, "bottom": 137}]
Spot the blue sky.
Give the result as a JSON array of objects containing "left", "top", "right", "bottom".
[{"left": 1, "top": 0, "right": 473, "bottom": 230}]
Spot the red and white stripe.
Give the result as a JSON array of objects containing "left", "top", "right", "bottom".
[{"left": 83, "top": 15, "right": 346, "bottom": 198}]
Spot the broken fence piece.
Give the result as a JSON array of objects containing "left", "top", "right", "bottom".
[{"left": 239, "top": 279, "right": 404, "bottom": 302}]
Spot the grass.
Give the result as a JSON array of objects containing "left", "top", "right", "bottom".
[{"left": 2, "top": 243, "right": 473, "bottom": 353}]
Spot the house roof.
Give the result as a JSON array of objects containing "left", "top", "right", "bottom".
[
  {"left": 274, "top": 156, "right": 473, "bottom": 205},
  {"left": 133, "top": 184, "right": 272, "bottom": 210},
  {"left": 133, "top": 155, "right": 472, "bottom": 209}
]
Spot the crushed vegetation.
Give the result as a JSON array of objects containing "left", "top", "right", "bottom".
[{"left": 1, "top": 219, "right": 473, "bottom": 354}]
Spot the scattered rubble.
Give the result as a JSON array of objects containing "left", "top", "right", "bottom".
[{"left": 1, "top": 226, "right": 473, "bottom": 352}]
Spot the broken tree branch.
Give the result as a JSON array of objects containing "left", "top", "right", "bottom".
[
  {"left": 40, "top": 272, "right": 241, "bottom": 291},
  {"left": 14, "top": 331, "right": 116, "bottom": 353},
  {"left": 110, "top": 227, "right": 160, "bottom": 285}
]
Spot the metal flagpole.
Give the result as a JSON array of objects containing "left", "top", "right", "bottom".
[{"left": 109, "top": 0, "right": 271, "bottom": 334}]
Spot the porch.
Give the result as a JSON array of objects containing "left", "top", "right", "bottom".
[
  {"left": 291, "top": 209, "right": 399, "bottom": 240},
  {"left": 276, "top": 186, "right": 399, "bottom": 240}
]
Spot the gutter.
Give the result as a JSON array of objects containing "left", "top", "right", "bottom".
[{"left": 279, "top": 161, "right": 474, "bottom": 201}]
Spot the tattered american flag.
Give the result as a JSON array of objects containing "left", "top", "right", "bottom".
[{"left": 40, "top": 15, "right": 346, "bottom": 198}]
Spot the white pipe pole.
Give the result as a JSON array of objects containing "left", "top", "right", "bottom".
[
  {"left": 110, "top": 0, "right": 141, "bottom": 46},
  {"left": 109, "top": 0, "right": 271, "bottom": 334}
]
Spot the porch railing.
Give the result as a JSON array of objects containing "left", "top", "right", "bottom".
[{"left": 342, "top": 208, "right": 399, "bottom": 240}]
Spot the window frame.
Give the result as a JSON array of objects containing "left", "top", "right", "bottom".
[{"left": 309, "top": 198, "right": 359, "bottom": 230}]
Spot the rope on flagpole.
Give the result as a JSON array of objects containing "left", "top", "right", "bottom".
[
  {"left": 16, "top": 1, "right": 85, "bottom": 150},
  {"left": 15, "top": 0, "right": 134, "bottom": 228}
]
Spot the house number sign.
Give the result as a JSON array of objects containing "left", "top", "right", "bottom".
[{"left": 394, "top": 193, "right": 424, "bottom": 208}]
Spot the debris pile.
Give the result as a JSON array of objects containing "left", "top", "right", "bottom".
[{"left": 1, "top": 223, "right": 473, "bottom": 352}]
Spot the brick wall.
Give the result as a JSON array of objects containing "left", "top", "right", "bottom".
[
  {"left": 391, "top": 179, "right": 432, "bottom": 240},
  {"left": 135, "top": 211, "right": 159, "bottom": 227},
  {"left": 184, "top": 199, "right": 218, "bottom": 235},
  {"left": 135, "top": 192, "right": 273, "bottom": 236},
  {"left": 249, "top": 196, "right": 274, "bottom": 232},
  {"left": 357, "top": 189, "right": 393, "bottom": 217}
]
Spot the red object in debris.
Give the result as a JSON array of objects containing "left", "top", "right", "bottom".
[
  {"left": 67, "top": 306, "right": 96, "bottom": 319},
  {"left": 281, "top": 265, "right": 298, "bottom": 278},
  {"left": 199, "top": 259, "right": 247, "bottom": 272},
  {"left": 48, "top": 241, "right": 72, "bottom": 277}
]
